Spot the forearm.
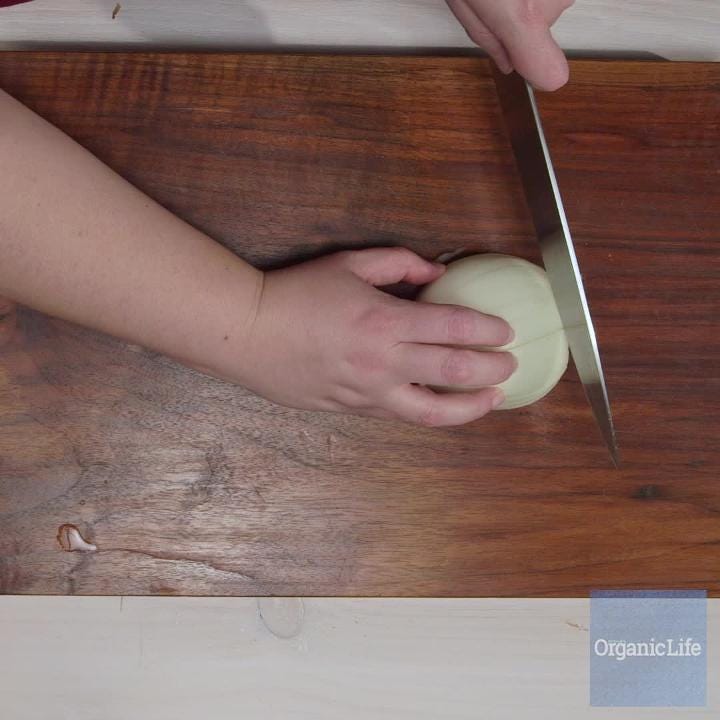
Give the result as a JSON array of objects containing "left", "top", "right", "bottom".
[{"left": 0, "top": 89, "right": 263, "bottom": 380}]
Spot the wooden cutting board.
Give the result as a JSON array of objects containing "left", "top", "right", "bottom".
[{"left": 1, "top": 53, "right": 718, "bottom": 596}]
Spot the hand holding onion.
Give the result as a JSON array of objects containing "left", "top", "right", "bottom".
[
  {"left": 238, "top": 247, "right": 517, "bottom": 426},
  {"left": 419, "top": 253, "right": 569, "bottom": 409}
]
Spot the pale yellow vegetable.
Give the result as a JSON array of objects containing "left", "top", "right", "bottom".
[{"left": 418, "top": 253, "right": 568, "bottom": 409}]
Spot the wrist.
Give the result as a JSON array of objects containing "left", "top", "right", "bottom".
[{"left": 173, "top": 261, "right": 266, "bottom": 387}]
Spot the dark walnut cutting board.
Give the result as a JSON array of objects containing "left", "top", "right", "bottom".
[{"left": 0, "top": 53, "right": 718, "bottom": 596}]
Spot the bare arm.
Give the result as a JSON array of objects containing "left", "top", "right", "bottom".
[
  {"left": 0, "top": 89, "right": 263, "bottom": 384},
  {"left": 0, "top": 89, "right": 517, "bottom": 427}
]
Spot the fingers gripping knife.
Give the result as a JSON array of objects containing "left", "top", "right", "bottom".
[{"left": 492, "top": 67, "right": 620, "bottom": 466}]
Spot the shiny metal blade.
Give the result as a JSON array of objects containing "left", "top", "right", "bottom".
[{"left": 492, "top": 67, "right": 620, "bottom": 466}]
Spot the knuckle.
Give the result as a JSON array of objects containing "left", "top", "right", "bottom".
[
  {"left": 332, "top": 249, "right": 354, "bottom": 267},
  {"left": 382, "top": 246, "right": 416, "bottom": 269},
  {"left": 389, "top": 246, "right": 415, "bottom": 262},
  {"left": 515, "top": 0, "right": 545, "bottom": 26},
  {"left": 345, "top": 348, "right": 387, "bottom": 376},
  {"left": 440, "top": 349, "right": 475, "bottom": 386},
  {"left": 466, "top": 26, "right": 492, "bottom": 47},
  {"left": 445, "top": 307, "right": 476, "bottom": 345},
  {"left": 333, "top": 385, "right": 371, "bottom": 409},
  {"left": 357, "top": 303, "right": 402, "bottom": 338},
  {"left": 495, "top": 352, "right": 518, "bottom": 382},
  {"left": 416, "top": 398, "right": 445, "bottom": 428}
]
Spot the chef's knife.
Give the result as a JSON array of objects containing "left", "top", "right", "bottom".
[{"left": 492, "top": 67, "right": 620, "bottom": 466}]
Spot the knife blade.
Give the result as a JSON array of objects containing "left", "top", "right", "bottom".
[{"left": 492, "top": 66, "right": 620, "bottom": 467}]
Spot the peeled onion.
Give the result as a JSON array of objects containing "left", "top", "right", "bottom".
[{"left": 418, "top": 253, "right": 568, "bottom": 409}]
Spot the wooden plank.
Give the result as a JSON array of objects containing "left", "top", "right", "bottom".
[
  {"left": 2, "top": 596, "right": 718, "bottom": 718},
  {"left": 0, "top": 0, "right": 718, "bottom": 62},
  {"left": 0, "top": 54, "right": 719, "bottom": 596}
]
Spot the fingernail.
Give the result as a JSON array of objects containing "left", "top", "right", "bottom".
[
  {"left": 491, "top": 389, "right": 505, "bottom": 410},
  {"left": 506, "top": 325, "right": 516, "bottom": 344},
  {"left": 509, "top": 353, "right": 519, "bottom": 371}
]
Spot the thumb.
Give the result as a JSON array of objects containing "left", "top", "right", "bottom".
[
  {"left": 485, "top": 6, "right": 569, "bottom": 91},
  {"left": 340, "top": 247, "right": 446, "bottom": 287}
]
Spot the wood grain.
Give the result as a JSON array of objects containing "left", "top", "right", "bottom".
[
  {"left": 4, "top": 596, "right": 719, "bottom": 718},
  {"left": 0, "top": 53, "right": 719, "bottom": 596}
]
